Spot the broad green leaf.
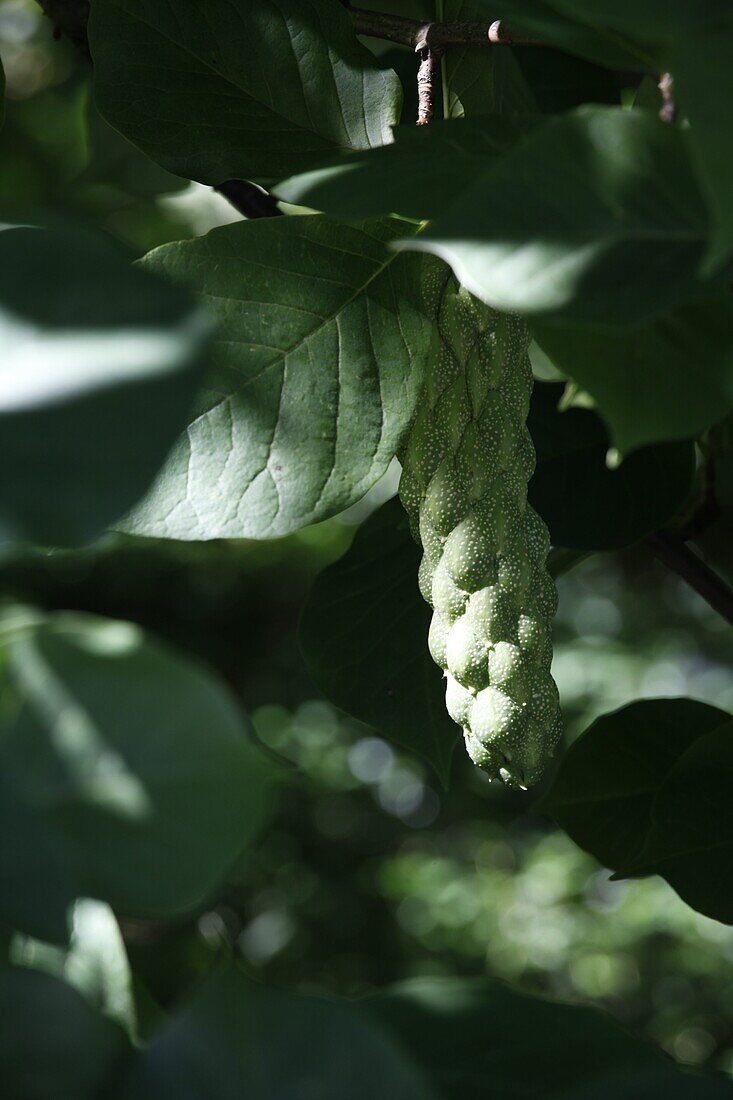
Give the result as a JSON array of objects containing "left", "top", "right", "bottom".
[
  {"left": 125, "top": 965, "right": 434, "bottom": 1099},
  {"left": 527, "top": 383, "right": 696, "bottom": 550},
  {"left": 277, "top": 116, "right": 536, "bottom": 221},
  {"left": 364, "top": 978, "right": 728, "bottom": 1098},
  {"left": 299, "top": 497, "right": 459, "bottom": 786},
  {"left": 481, "top": 0, "right": 731, "bottom": 68},
  {"left": 129, "top": 217, "right": 435, "bottom": 540},
  {"left": 89, "top": 0, "right": 401, "bottom": 186},
  {"left": 0, "top": 58, "right": 5, "bottom": 132},
  {"left": 543, "top": 7, "right": 733, "bottom": 268},
  {"left": 0, "top": 779, "right": 76, "bottom": 943},
  {"left": 540, "top": 699, "right": 732, "bottom": 872},
  {"left": 0, "top": 609, "right": 275, "bottom": 941},
  {"left": 402, "top": 107, "right": 710, "bottom": 325},
  {"left": 0, "top": 226, "right": 210, "bottom": 547},
  {"left": 548, "top": 0, "right": 732, "bottom": 44},
  {"left": 532, "top": 296, "right": 733, "bottom": 453},
  {"left": 0, "top": 966, "right": 129, "bottom": 1100},
  {"left": 512, "top": 3, "right": 733, "bottom": 271},
  {"left": 576, "top": 1073, "right": 733, "bottom": 1100},
  {"left": 626, "top": 720, "right": 733, "bottom": 924},
  {"left": 442, "top": 1, "right": 535, "bottom": 119},
  {"left": 472, "top": 0, "right": 656, "bottom": 68},
  {"left": 11, "top": 899, "right": 136, "bottom": 1036}
]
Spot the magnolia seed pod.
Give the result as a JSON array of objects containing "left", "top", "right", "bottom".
[{"left": 399, "top": 276, "right": 562, "bottom": 788}]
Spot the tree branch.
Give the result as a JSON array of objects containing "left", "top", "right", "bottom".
[
  {"left": 658, "top": 72, "right": 677, "bottom": 124},
  {"left": 416, "top": 48, "right": 442, "bottom": 125},
  {"left": 677, "top": 456, "right": 720, "bottom": 542},
  {"left": 647, "top": 531, "right": 733, "bottom": 627},
  {"left": 344, "top": 3, "right": 539, "bottom": 50}
]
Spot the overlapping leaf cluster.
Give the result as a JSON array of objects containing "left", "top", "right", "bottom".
[{"left": 1, "top": 0, "right": 733, "bottom": 1096}]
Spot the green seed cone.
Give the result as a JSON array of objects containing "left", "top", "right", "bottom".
[{"left": 399, "top": 275, "right": 562, "bottom": 788}]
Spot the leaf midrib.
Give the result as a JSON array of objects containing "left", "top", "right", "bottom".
[{"left": 184, "top": 234, "right": 411, "bottom": 433}]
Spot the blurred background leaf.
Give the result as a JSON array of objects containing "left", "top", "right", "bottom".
[
  {"left": 0, "top": 965, "right": 130, "bottom": 1100},
  {"left": 125, "top": 964, "right": 434, "bottom": 1100},
  {"left": 0, "top": 609, "right": 275, "bottom": 941},
  {"left": 365, "top": 976, "right": 733, "bottom": 1098},
  {"left": 0, "top": 225, "right": 210, "bottom": 546},
  {"left": 10, "top": 898, "right": 136, "bottom": 1035}
]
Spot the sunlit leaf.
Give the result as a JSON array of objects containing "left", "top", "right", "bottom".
[
  {"left": 402, "top": 108, "right": 710, "bottom": 325},
  {"left": 130, "top": 217, "right": 435, "bottom": 540}
]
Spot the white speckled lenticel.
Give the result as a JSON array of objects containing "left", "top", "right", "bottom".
[{"left": 399, "top": 275, "right": 562, "bottom": 788}]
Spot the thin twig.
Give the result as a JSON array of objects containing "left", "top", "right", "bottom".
[
  {"left": 344, "top": 5, "right": 422, "bottom": 47},
  {"left": 677, "top": 458, "right": 720, "bottom": 542},
  {"left": 658, "top": 72, "right": 677, "bottom": 123},
  {"left": 416, "top": 48, "right": 442, "bottom": 125},
  {"left": 488, "top": 20, "right": 537, "bottom": 45},
  {"left": 344, "top": 3, "right": 539, "bottom": 50},
  {"left": 647, "top": 531, "right": 733, "bottom": 627},
  {"left": 38, "top": 0, "right": 540, "bottom": 57}
]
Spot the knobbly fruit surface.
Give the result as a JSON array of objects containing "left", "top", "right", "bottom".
[{"left": 399, "top": 275, "right": 562, "bottom": 788}]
